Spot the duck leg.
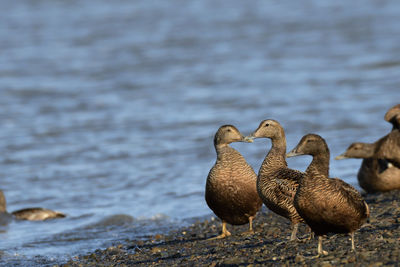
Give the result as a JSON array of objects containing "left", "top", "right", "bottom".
[
  {"left": 299, "top": 226, "right": 314, "bottom": 241},
  {"left": 240, "top": 216, "right": 256, "bottom": 236},
  {"left": 307, "top": 227, "right": 315, "bottom": 240},
  {"left": 350, "top": 232, "right": 355, "bottom": 251},
  {"left": 248, "top": 216, "right": 254, "bottom": 232},
  {"left": 208, "top": 221, "right": 231, "bottom": 240},
  {"left": 317, "top": 236, "right": 329, "bottom": 256},
  {"left": 290, "top": 223, "right": 299, "bottom": 241}
]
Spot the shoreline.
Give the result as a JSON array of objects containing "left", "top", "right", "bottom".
[{"left": 62, "top": 191, "right": 400, "bottom": 266}]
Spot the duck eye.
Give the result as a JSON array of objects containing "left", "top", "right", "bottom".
[{"left": 265, "top": 123, "right": 270, "bottom": 127}]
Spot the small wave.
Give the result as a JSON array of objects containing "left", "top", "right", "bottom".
[{"left": 85, "top": 214, "right": 135, "bottom": 229}]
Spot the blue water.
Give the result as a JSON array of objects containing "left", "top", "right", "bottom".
[{"left": 0, "top": 0, "right": 399, "bottom": 265}]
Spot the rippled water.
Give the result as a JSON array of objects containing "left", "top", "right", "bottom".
[{"left": 0, "top": 0, "right": 399, "bottom": 265}]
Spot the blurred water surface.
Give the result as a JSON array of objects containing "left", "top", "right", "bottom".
[{"left": 0, "top": 0, "right": 400, "bottom": 265}]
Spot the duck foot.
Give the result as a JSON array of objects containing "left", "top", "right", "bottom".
[
  {"left": 207, "top": 221, "right": 231, "bottom": 240},
  {"left": 207, "top": 232, "right": 231, "bottom": 240}
]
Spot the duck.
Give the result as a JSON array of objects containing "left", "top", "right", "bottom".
[
  {"left": 287, "top": 134, "right": 369, "bottom": 255},
  {"left": 335, "top": 135, "right": 400, "bottom": 193},
  {"left": 205, "top": 125, "right": 262, "bottom": 239},
  {"left": 0, "top": 190, "right": 66, "bottom": 221},
  {"left": 246, "top": 119, "right": 304, "bottom": 241},
  {"left": 384, "top": 104, "right": 400, "bottom": 130},
  {"left": 335, "top": 104, "right": 400, "bottom": 193}
]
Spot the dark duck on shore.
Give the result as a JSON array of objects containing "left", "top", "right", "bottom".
[
  {"left": 0, "top": 190, "right": 66, "bottom": 221},
  {"left": 246, "top": 119, "right": 304, "bottom": 241},
  {"left": 336, "top": 104, "right": 400, "bottom": 193},
  {"left": 205, "top": 125, "right": 262, "bottom": 239},
  {"left": 335, "top": 138, "right": 400, "bottom": 193},
  {"left": 287, "top": 134, "right": 369, "bottom": 255}
]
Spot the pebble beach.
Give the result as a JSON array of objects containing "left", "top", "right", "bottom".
[{"left": 61, "top": 190, "right": 400, "bottom": 267}]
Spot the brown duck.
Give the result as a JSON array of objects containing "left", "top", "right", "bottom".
[
  {"left": 287, "top": 134, "right": 369, "bottom": 255},
  {"left": 205, "top": 125, "right": 262, "bottom": 239},
  {"left": 335, "top": 132, "right": 400, "bottom": 193},
  {"left": 0, "top": 190, "right": 66, "bottom": 221},
  {"left": 247, "top": 119, "right": 304, "bottom": 240}
]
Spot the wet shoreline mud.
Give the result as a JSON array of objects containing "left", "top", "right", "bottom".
[{"left": 62, "top": 191, "right": 400, "bottom": 266}]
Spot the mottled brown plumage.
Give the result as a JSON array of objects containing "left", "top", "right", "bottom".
[
  {"left": 247, "top": 119, "right": 304, "bottom": 240},
  {"left": 384, "top": 104, "right": 400, "bottom": 130},
  {"left": 336, "top": 130, "right": 400, "bottom": 193},
  {"left": 287, "top": 134, "right": 369, "bottom": 255},
  {"left": 12, "top": 207, "right": 66, "bottom": 221},
  {"left": 205, "top": 125, "right": 262, "bottom": 239},
  {"left": 0, "top": 190, "right": 66, "bottom": 221}
]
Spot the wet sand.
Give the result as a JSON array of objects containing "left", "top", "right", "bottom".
[{"left": 62, "top": 191, "right": 400, "bottom": 266}]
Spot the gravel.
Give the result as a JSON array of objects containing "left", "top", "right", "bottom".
[{"left": 61, "top": 190, "right": 400, "bottom": 266}]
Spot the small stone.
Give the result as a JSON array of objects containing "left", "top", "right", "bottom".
[
  {"left": 151, "top": 247, "right": 162, "bottom": 254},
  {"left": 154, "top": 234, "right": 163, "bottom": 240},
  {"left": 321, "top": 262, "right": 333, "bottom": 267},
  {"left": 295, "top": 254, "right": 304, "bottom": 262},
  {"left": 348, "top": 256, "right": 356, "bottom": 263},
  {"left": 386, "top": 238, "right": 396, "bottom": 244},
  {"left": 223, "top": 256, "right": 242, "bottom": 265}
]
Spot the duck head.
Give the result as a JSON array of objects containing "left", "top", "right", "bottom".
[
  {"left": 246, "top": 119, "right": 285, "bottom": 141},
  {"left": 286, "top": 134, "right": 329, "bottom": 158},
  {"left": 335, "top": 142, "right": 375, "bottom": 160},
  {"left": 214, "top": 125, "right": 252, "bottom": 147}
]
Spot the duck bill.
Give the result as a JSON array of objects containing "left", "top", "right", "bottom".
[
  {"left": 286, "top": 148, "right": 302, "bottom": 158},
  {"left": 334, "top": 154, "right": 347, "bottom": 160},
  {"left": 243, "top": 135, "right": 254, "bottom": 143}
]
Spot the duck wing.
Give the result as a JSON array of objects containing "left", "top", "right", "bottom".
[
  {"left": 330, "top": 178, "right": 369, "bottom": 218},
  {"left": 375, "top": 130, "right": 400, "bottom": 166},
  {"left": 274, "top": 168, "right": 303, "bottom": 197}
]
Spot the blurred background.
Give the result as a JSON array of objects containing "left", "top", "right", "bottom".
[{"left": 0, "top": 0, "right": 399, "bottom": 265}]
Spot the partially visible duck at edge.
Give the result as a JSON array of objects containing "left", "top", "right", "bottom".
[
  {"left": 384, "top": 104, "right": 400, "bottom": 130},
  {"left": 335, "top": 139, "right": 400, "bottom": 193},
  {"left": 380, "top": 104, "right": 400, "bottom": 164},
  {"left": 205, "top": 125, "right": 262, "bottom": 239},
  {"left": 287, "top": 134, "right": 369, "bottom": 256},
  {"left": 335, "top": 140, "right": 400, "bottom": 172},
  {"left": 335, "top": 105, "right": 400, "bottom": 193},
  {"left": 0, "top": 190, "right": 66, "bottom": 221},
  {"left": 246, "top": 119, "right": 304, "bottom": 241}
]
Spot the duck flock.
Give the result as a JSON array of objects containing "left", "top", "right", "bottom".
[{"left": 206, "top": 104, "right": 400, "bottom": 256}]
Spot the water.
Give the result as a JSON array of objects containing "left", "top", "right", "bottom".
[{"left": 0, "top": 0, "right": 399, "bottom": 265}]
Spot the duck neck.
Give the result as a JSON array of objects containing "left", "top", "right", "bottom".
[
  {"left": 270, "top": 135, "right": 286, "bottom": 156},
  {"left": 215, "top": 144, "right": 235, "bottom": 160},
  {"left": 263, "top": 135, "right": 287, "bottom": 168},
  {"left": 306, "top": 153, "right": 330, "bottom": 178}
]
